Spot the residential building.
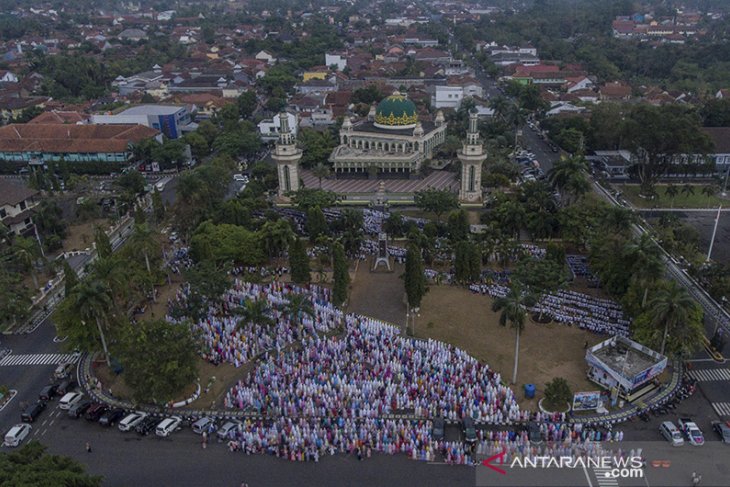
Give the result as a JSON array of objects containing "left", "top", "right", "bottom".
[
  {"left": 91, "top": 105, "right": 191, "bottom": 139},
  {"left": 0, "top": 123, "right": 160, "bottom": 164},
  {"left": 0, "top": 179, "right": 39, "bottom": 236},
  {"left": 701, "top": 127, "right": 730, "bottom": 176},
  {"left": 325, "top": 53, "right": 347, "bottom": 71}
]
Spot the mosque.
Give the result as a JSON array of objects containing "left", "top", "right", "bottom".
[{"left": 274, "top": 91, "right": 486, "bottom": 205}]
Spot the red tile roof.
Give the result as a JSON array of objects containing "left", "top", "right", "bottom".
[{"left": 0, "top": 123, "right": 159, "bottom": 154}]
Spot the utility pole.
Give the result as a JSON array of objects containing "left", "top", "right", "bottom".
[{"left": 706, "top": 205, "right": 722, "bottom": 262}]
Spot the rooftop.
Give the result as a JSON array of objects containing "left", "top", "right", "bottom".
[
  {"left": 118, "top": 105, "right": 185, "bottom": 116},
  {"left": 0, "top": 179, "right": 37, "bottom": 207},
  {"left": 590, "top": 336, "right": 663, "bottom": 378}
]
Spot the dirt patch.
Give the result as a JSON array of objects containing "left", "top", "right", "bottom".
[
  {"left": 348, "top": 256, "right": 407, "bottom": 328},
  {"left": 188, "top": 360, "right": 248, "bottom": 410},
  {"left": 417, "top": 285, "right": 600, "bottom": 410},
  {"left": 63, "top": 219, "right": 109, "bottom": 252}
]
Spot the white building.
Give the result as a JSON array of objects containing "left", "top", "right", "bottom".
[
  {"left": 91, "top": 105, "right": 191, "bottom": 139},
  {"left": 324, "top": 53, "right": 347, "bottom": 71},
  {"left": 0, "top": 180, "right": 39, "bottom": 236},
  {"left": 258, "top": 112, "right": 298, "bottom": 141},
  {"left": 255, "top": 50, "right": 276, "bottom": 65},
  {"left": 431, "top": 86, "right": 464, "bottom": 109}
]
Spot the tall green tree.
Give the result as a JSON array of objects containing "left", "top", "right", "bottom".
[
  {"left": 234, "top": 299, "right": 274, "bottom": 330},
  {"left": 648, "top": 281, "right": 701, "bottom": 356},
  {"left": 0, "top": 270, "right": 32, "bottom": 331},
  {"left": 306, "top": 206, "right": 328, "bottom": 240},
  {"left": 118, "top": 319, "right": 198, "bottom": 404},
  {"left": 62, "top": 260, "right": 79, "bottom": 297},
  {"left": 55, "top": 280, "right": 114, "bottom": 366},
  {"left": 404, "top": 244, "right": 428, "bottom": 309},
  {"left": 289, "top": 237, "right": 311, "bottom": 284},
  {"left": 447, "top": 209, "right": 470, "bottom": 243},
  {"left": 12, "top": 236, "right": 42, "bottom": 289},
  {"left": 94, "top": 226, "right": 112, "bottom": 259},
  {"left": 0, "top": 441, "right": 102, "bottom": 486},
  {"left": 414, "top": 189, "right": 459, "bottom": 222},
  {"left": 548, "top": 155, "right": 591, "bottom": 204},
  {"left": 491, "top": 285, "right": 536, "bottom": 384},
  {"left": 152, "top": 188, "right": 166, "bottom": 223},
  {"left": 332, "top": 242, "right": 349, "bottom": 307}
]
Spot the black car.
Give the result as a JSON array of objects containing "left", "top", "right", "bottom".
[
  {"left": 135, "top": 416, "right": 158, "bottom": 436},
  {"left": 56, "top": 378, "right": 77, "bottom": 396},
  {"left": 68, "top": 400, "right": 92, "bottom": 419},
  {"left": 39, "top": 384, "right": 59, "bottom": 402},
  {"left": 98, "top": 408, "right": 126, "bottom": 427},
  {"left": 432, "top": 417, "right": 445, "bottom": 441},
  {"left": 21, "top": 401, "right": 47, "bottom": 423},
  {"left": 84, "top": 403, "right": 109, "bottom": 422}
]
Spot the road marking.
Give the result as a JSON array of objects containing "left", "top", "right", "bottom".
[
  {"left": 53, "top": 336, "right": 68, "bottom": 343},
  {"left": 712, "top": 402, "right": 730, "bottom": 417},
  {"left": 582, "top": 464, "right": 595, "bottom": 487},
  {"left": 49, "top": 419, "right": 54, "bottom": 426},
  {"left": 687, "top": 368, "right": 730, "bottom": 382},
  {"left": 41, "top": 420, "right": 47, "bottom": 427},
  {"left": 594, "top": 467, "right": 619, "bottom": 487},
  {"left": 0, "top": 353, "right": 79, "bottom": 367},
  {"left": 41, "top": 429, "right": 47, "bottom": 436}
]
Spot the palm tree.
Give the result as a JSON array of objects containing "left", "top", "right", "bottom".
[
  {"left": 91, "top": 256, "right": 128, "bottom": 308},
  {"left": 489, "top": 96, "right": 511, "bottom": 122},
  {"left": 507, "top": 103, "right": 528, "bottom": 156},
  {"left": 259, "top": 219, "right": 294, "bottom": 261},
  {"left": 13, "top": 237, "right": 42, "bottom": 289},
  {"left": 67, "top": 280, "right": 114, "bottom": 367},
  {"left": 129, "top": 223, "right": 159, "bottom": 276},
  {"left": 283, "top": 293, "right": 315, "bottom": 337},
  {"left": 664, "top": 184, "right": 679, "bottom": 208},
  {"left": 311, "top": 163, "right": 331, "bottom": 189},
  {"left": 701, "top": 185, "right": 716, "bottom": 207},
  {"left": 547, "top": 155, "right": 590, "bottom": 204},
  {"left": 649, "top": 281, "right": 697, "bottom": 356},
  {"left": 680, "top": 183, "right": 695, "bottom": 200},
  {"left": 624, "top": 234, "right": 664, "bottom": 308},
  {"left": 234, "top": 299, "right": 274, "bottom": 330},
  {"left": 603, "top": 206, "right": 635, "bottom": 235},
  {"left": 491, "top": 285, "right": 536, "bottom": 384}
]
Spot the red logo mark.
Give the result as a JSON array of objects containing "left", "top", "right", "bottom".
[{"left": 481, "top": 450, "right": 507, "bottom": 475}]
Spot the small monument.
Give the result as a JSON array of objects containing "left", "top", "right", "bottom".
[{"left": 371, "top": 232, "right": 392, "bottom": 272}]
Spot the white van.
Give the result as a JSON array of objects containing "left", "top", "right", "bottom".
[
  {"left": 58, "top": 392, "right": 84, "bottom": 410},
  {"left": 155, "top": 416, "right": 182, "bottom": 437},
  {"left": 192, "top": 417, "right": 215, "bottom": 435},
  {"left": 660, "top": 421, "right": 685, "bottom": 446},
  {"left": 118, "top": 412, "right": 147, "bottom": 432},
  {"left": 4, "top": 423, "right": 32, "bottom": 447}
]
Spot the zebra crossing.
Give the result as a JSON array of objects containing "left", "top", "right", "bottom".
[
  {"left": 593, "top": 467, "right": 620, "bottom": 487},
  {"left": 687, "top": 368, "right": 730, "bottom": 382},
  {"left": 712, "top": 402, "right": 730, "bottom": 418},
  {"left": 0, "top": 353, "right": 79, "bottom": 367}
]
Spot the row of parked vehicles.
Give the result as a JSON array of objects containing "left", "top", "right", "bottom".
[{"left": 660, "top": 417, "right": 730, "bottom": 446}]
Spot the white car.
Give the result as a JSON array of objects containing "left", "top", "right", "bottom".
[
  {"left": 58, "top": 392, "right": 84, "bottom": 410},
  {"left": 4, "top": 423, "right": 32, "bottom": 447},
  {"left": 155, "top": 416, "right": 182, "bottom": 437},
  {"left": 118, "top": 412, "right": 148, "bottom": 432},
  {"left": 678, "top": 418, "right": 705, "bottom": 446},
  {"left": 217, "top": 420, "right": 242, "bottom": 441},
  {"left": 233, "top": 174, "right": 249, "bottom": 182}
]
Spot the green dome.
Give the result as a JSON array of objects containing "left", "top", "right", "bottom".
[{"left": 374, "top": 92, "right": 418, "bottom": 128}]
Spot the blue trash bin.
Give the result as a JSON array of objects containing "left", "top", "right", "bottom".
[{"left": 524, "top": 384, "right": 536, "bottom": 399}]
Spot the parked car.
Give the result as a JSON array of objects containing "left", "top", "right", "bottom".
[
  {"left": 59, "top": 392, "right": 84, "bottom": 410},
  {"left": 192, "top": 417, "right": 216, "bottom": 435},
  {"left": 217, "top": 420, "right": 242, "bottom": 441},
  {"left": 660, "top": 421, "right": 684, "bottom": 446},
  {"left": 135, "top": 416, "right": 159, "bottom": 436},
  {"left": 712, "top": 421, "right": 730, "bottom": 444},
  {"left": 431, "top": 417, "right": 445, "bottom": 441},
  {"left": 21, "top": 401, "right": 46, "bottom": 423},
  {"left": 68, "top": 400, "right": 92, "bottom": 419},
  {"left": 678, "top": 418, "right": 705, "bottom": 446},
  {"left": 56, "top": 378, "right": 77, "bottom": 396},
  {"left": 54, "top": 362, "right": 75, "bottom": 380},
  {"left": 462, "top": 417, "right": 477, "bottom": 444},
  {"left": 4, "top": 424, "right": 32, "bottom": 447},
  {"left": 119, "top": 412, "right": 148, "bottom": 432},
  {"left": 39, "top": 384, "right": 59, "bottom": 402},
  {"left": 84, "top": 403, "right": 109, "bottom": 422},
  {"left": 155, "top": 416, "right": 182, "bottom": 437},
  {"left": 98, "top": 408, "right": 126, "bottom": 427}
]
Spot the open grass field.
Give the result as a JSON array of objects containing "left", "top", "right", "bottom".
[
  {"left": 619, "top": 183, "right": 728, "bottom": 209},
  {"left": 348, "top": 263, "right": 601, "bottom": 411}
]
